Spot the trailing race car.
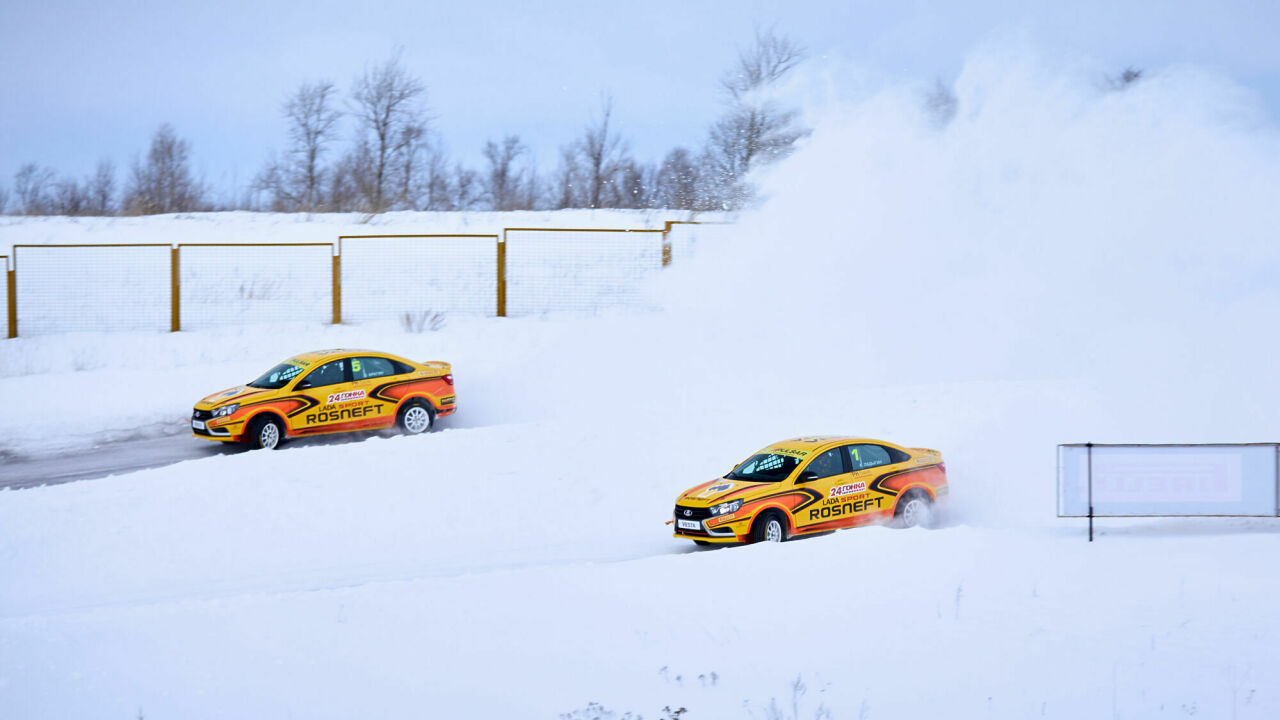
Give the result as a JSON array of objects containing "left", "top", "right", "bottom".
[
  {"left": 192, "top": 349, "right": 455, "bottom": 449},
  {"left": 672, "top": 436, "right": 947, "bottom": 545}
]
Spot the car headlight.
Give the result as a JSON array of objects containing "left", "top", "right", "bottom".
[
  {"left": 212, "top": 403, "right": 240, "bottom": 418},
  {"left": 710, "top": 499, "right": 742, "bottom": 516}
]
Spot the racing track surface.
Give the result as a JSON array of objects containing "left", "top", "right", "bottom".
[{"left": 0, "top": 431, "right": 400, "bottom": 491}]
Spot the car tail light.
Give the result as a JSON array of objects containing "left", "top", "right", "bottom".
[{"left": 442, "top": 374, "right": 453, "bottom": 385}]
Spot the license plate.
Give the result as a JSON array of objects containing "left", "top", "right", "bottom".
[
  {"left": 676, "top": 519, "right": 701, "bottom": 531},
  {"left": 192, "top": 420, "right": 206, "bottom": 430}
]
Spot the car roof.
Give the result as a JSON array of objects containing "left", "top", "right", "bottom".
[
  {"left": 761, "top": 436, "right": 898, "bottom": 457},
  {"left": 285, "top": 349, "right": 407, "bottom": 365}
]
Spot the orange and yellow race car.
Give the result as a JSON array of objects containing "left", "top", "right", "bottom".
[
  {"left": 191, "top": 349, "right": 455, "bottom": 449},
  {"left": 673, "top": 436, "right": 947, "bottom": 545}
]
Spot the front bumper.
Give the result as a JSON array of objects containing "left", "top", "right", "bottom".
[
  {"left": 672, "top": 504, "right": 752, "bottom": 543},
  {"left": 191, "top": 409, "right": 243, "bottom": 442}
]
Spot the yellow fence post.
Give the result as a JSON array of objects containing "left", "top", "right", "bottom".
[
  {"left": 170, "top": 245, "right": 181, "bottom": 332},
  {"left": 496, "top": 233, "right": 507, "bottom": 318},
  {"left": 5, "top": 255, "right": 14, "bottom": 339},
  {"left": 332, "top": 250, "right": 342, "bottom": 324},
  {"left": 662, "top": 221, "right": 674, "bottom": 267}
]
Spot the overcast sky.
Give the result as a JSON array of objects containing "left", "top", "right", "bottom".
[{"left": 2, "top": 0, "right": 1277, "bottom": 201}]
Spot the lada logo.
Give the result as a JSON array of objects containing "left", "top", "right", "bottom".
[{"left": 683, "top": 509, "right": 692, "bottom": 517}]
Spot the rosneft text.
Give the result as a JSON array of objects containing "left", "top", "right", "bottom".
[
  {"left": 809, "top": 496, "right": 883, "bottom": 520},
  {"left": 306, "top": 405, "right": 384, "bottom": 424}
]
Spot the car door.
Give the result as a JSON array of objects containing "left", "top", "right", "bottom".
[
  {"left": 345, "top": 355, "right": 403, "bottom": 429},
  {"left": 291, "top": 357, "right": 352, "bottom": 433},
  {"left": 841, "top": 443, "right": 901, "bottom": 522},
  {"left": 791, "top": 446, "right": 858, "bottom": 532}
]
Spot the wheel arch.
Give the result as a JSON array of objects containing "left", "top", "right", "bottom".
[
  {"left": 243, "top": 409, "right": 287, "bottom": 437},
  {"left": 749, "top": 504, "right": 796, "bottom": 534}
]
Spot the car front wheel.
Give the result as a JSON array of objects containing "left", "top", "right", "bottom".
[
  {"left": 247, "top": 415, "right": 283, "bottom": 450},
  {"left": 752, "top": 512, "right": 787, "bottom": 543}
]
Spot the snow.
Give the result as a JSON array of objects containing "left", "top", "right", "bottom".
[{"left": 4, "top": 48, "right": 1280, "bottom": 718}]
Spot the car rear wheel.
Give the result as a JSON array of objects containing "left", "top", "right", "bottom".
[
  {"left": 752, "top": 512, "right": 787, "bottom": 543},
  {"left": 247, "top": 416, "right": 283, "bottom": 450},
  {"left": 894, "top": 489, "right": 933, "bottom": 528},
  {"left": 398, "top": 400, "right": 434, "bottom": 435}
]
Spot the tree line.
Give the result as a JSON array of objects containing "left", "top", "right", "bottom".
[{"left": 1, "top": 30, "right": 808, "bottom": 217}]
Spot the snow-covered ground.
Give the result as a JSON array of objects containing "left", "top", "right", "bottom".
[{"left": 4, "top": 49, "right": 1280, "bottom": 718}]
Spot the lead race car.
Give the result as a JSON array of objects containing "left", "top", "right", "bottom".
[
  {"left": 192, "top": 349, "right": 455, "bottom": 449},
  {"left": 673, "top": 436, "right": 948, "bottom": 545}
]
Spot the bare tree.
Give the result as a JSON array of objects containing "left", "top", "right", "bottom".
[
  {"left": 86, "top": 158, "right": 116, "bottom": 215},
  {"left": 576, "top": 97, "right": 632, "bottom": 208},
  {"left": 327, "top": 152, "right": 360, "bottom": 211},
  {"left": 0, "top": 183, "right": 8, "bottom": 214},
  {"left": 481, "top": 135, "right": 528, "bottom": 211},
  {"left": 123, "top": 124, "right": 206, "bottom": 214},
  {"left": 287, "top": 81, "right": 341, "bottom": 209},
  {"left": 453, "top": 164, "right": 480, "bottom": 209},
  {"left": 257, "top": 81, "right": 342, "bottom": 211},
  {"left": 1107, "top": 66, "right": 1144, "bottom": 91},
  {"left": 615, "top": 159, "right": 652, "bottom": 209},
  {"left": 392, "top": 120, "right": 429, "bottom": 209},
  {"left": 519, "top": 166, "right": 543, "bottom": 211},
  {"left": 552, "top": 145, "right": 581, "bottom": 209},
  {"left": 924, "top": 78, "right": 958, "bottom": 130},
  {"left": 703, "top": 28, "right": 808, "bottom": 209},
  {"left": 721, "top": 27, "right": 806, "bottom": 101},
  {"left": 654, "top": 147, "right": 700, "bottom": 209},
  {"left": 420, "top": 145, "right": 455, "bottom": 210},
  {"left": 13, "top": 163, "right": 56, "bottom": 215},
  {"left": 52, "top": 178, "right": 87, "bottom": 215},
  {"left": 349, "top": 50, "right": 428, "bottom": 212}
]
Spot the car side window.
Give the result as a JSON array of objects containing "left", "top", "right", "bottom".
[
  {"left": 352, "top": 356, "right": 395, "bottom": 381},
  {"left": 302, "top": 359, "right": 347, "bottom": 388},
  {"left": 846, "top": 444, "right": 893, "bottom": 471},
  {"left": 802, "top": 448, "right": 846, "bottom": 480}
]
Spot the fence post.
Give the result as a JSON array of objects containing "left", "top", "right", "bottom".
[
  {"left": 170, "top": 246, "right": 181, "bottom": 332},
  {"left": 496, "top": 234, "right": 507, "bottom": 317},
  {"left": 6, "top": 258, "right": 15, "bottom": 339},
  {"left": 1087, "top": 442, "right": 1094, "bottom": 542},
  {"left": 661, "top": 221, "right": 673, "bottom": 267},
  {"left": 332, "top": 250, "right": 342, "bottom": 324}
]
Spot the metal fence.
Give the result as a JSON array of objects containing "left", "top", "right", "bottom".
[
  {"left": 3, "top": 221, "right": 728, "bottom": 337},
  {"left": 339, "top": 234, "right": 499, "bottom": 323},
  {"left": 503, "top": 228, "right": 664, "bottom": 316},
  {"left": 1, "top": 255, "right": 9, "bottom": 339}
]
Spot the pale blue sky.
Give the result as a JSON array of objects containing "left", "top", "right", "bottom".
[{"left": 2, "top": 0, "right": 1277, "bottom": 200}]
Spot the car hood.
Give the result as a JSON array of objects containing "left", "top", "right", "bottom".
[
  {"left": 676, "top": 477, "right": 771, "bottom": 506},
  {"left": 194, "top": 385, "right": 272, "bottom": 410}
]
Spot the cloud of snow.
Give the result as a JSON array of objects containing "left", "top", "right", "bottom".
[{"left": 630, "top": 41, "right": 1280, "bottom": 525}]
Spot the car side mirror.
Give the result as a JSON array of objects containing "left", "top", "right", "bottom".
[
  {"left": 798, "top": 470, "right": 818, "bottom": 483},
  {"left": 295, "top": 379, "right": 312, "bottom": 390}
]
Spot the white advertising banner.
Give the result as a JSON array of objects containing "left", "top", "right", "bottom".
[{"left": 1057, "top": 444, "right": 1280, "bottom": 517}]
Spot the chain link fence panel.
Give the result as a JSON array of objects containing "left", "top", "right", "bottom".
[
  {"left": 14, "top": 244, "right": 171, "bottom": 336},
  {"left": 178, "top": 243, "right": 334, "bottom": 330},
  {"left": 340, "top": 235, "right": 498, "bottom": 324},
  {"left": 503, "top": 228, "right": 664, "bottom": 316}
]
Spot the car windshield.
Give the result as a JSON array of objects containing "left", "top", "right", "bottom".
[
  {"left": 247, "top": 362, "right": 307, "bottom": 389},
  {"left": 727, "top": 453, "right": 801, "bottom": 482}
]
